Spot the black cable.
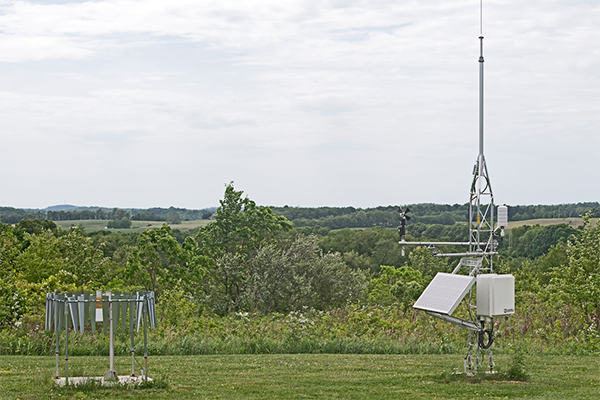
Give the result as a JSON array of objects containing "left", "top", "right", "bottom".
[{"left": 478, "top": 328, "right": 494, "bottom": 349}]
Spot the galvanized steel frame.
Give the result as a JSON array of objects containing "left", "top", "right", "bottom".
[{"left": 45, "top": 291, "right": 157, "bottom": 383}]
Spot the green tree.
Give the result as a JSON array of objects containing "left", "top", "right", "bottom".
[
  {"left": 16, "top": 230, "right": 62, "bottom": 283},
  {"left": 197, "top": 183, "right": 292, "bottom": 313},
  {"left": 367, "top": 265, "right": 423, "bottom": 309},
  {"left": 390, "top": 267, "right": 424, "bottom": 311},
  {"left": 532, "top": 244, "right": 568, "bottom": 286},
  {"left": 127, "top": 225, "right": 183, "bottom": 294},
  {"left": 548, "top": 213, "right": 600, "bottom": 330},
  {"left": 111, "top": 208, "right": 129, "bottom": 220},
  {"left": 406, "top": 246, "right": 449, "bottom": 279},
  {"left": 320, "top": 227, "right": 410, "bottom": 272},
  {"left": 507, "top": 224, "right": 579, "bottom": 259},
  {"left": 14, "top": 219, "right": 58, "bottom": 237},
  {"left": 157, "top": 283, "right": 199, "bottom": 328},
  {"left": 131, "top": 212, "right": 166, "bottom": 221},
  {"left": 0, "top": 225, "right": 20, "bottom": 275},
  {"left": 89, "top": 231, "right": 139, "bottom": 259},
  {"left": 60, "top": 228, "right": 110, "bottom": 286},
  {"left": 15, "top": 227, "right": 108, "bottom": 287},
  {"left": 529, "top": 224, "right": 578, "bottom": 258},
  {"left": 342, "top": 250, "right": 376, "bottom": 272},
  {"left": 198, "top": 183, "right": 292, "bottom": 259},
  {"left": 127, "top": 224, "right": 206, "bottom": 297},
  {"left": 107, "top": 218, "right": 132, "bottom": 229},
  {"left": 166, "top": 210, "right": 181, "bottom": 225},
  {"left": 244, "top": 235, "right": 366, "bottom": 313}
]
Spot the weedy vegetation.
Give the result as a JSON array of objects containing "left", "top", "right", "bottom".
[{"left": 0, "top": 186, "right": 599, "bottom": 398}]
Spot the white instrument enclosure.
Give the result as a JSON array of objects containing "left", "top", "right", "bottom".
[{"left": 476, "top": 274, "right": 515, "bottom": 317}]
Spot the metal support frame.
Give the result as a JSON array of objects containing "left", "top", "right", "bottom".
[
  {"left": 424, "top": 311, "right": 481, "bottom": 331},
  {"left": 64, "top": 297, "right": 69, "bottom": 385},
  {"left": 131, "top": 293, "right": 137, "bottom": 377},
  {"left": 45, "top": 291, "right": 156, "bottom": 383},
  {"left": 143, "top": 304, "right": 148, "bottom": 382},
  {"left": 104, "top": 291, "right": 118, "bottom": 381},
  {"left": 53, "top": 295, "right": 60, "bottom": 379}
]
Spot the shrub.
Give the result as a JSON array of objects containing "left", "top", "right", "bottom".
[
  {"left": 107, "top": 218, "right": 132, "bottom": 229},
  {"left": 505, "top": 344, "right": 529, "bottom": 381}
]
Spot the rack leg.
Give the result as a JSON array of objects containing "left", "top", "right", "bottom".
[
  {"left": 65, "top": 304, "right": 69, "bottom": 385},
  {"left": 143, "top": 305, "right": 148, "bottom": 382},
  {"left": 55, "top": 311, "right": 59, "bottom": 379},
  {"left": 131, "top": 319, "right": 136, "bottom": 376}
]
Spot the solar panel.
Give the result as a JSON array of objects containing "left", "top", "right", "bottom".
[{"left": 413, "top": 273, "right": 476, "bottom": 315}]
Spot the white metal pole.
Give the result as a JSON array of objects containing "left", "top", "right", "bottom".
[
  {"left": 104, "top": 291, "right": 118, "bottom": 381},
  {"left": 109, "top": 291, "right": 114, "bottom": 373},
  {"left": 479, "top": 36, "right": 484, "bottom": 158},
  {"left": 55, "top": 299, "right": 59, "bottom": 379},
  {"left": 143, "top": 301, "right": 148, "bottom": 382},
  {"left": 64, "top": 299, "right": 69, "bottom": 385},
  {"left": 130, "top": 294, "right": 136, "bottom": 377}
]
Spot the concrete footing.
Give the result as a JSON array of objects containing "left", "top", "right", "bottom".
[{"left": 54, "top": 375, "right": 152, "bottom": 387}]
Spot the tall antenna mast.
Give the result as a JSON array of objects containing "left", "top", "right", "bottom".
[
  {"left": 479, "top": 35, "right": 484, "bottom": 157},
  {"left": 399, "top": 1, "right": 499, "bottom": 264},
  {"left": 468, "top": 0, "right": 495, "bottom": 271},
  {"left": 479, "top": 0, "right": 484, "bottom": 156}
]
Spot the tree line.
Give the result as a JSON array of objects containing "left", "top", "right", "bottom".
[
  {"left": 2, "top": 202, "right": 597, "bottom": 227},
  {"left": 271, "top": 202, "right": 599, "bottom": 230},
  {"left": 0, "top": 206, "right": 215, "bottom": 224}
]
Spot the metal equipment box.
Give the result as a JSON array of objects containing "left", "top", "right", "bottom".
[{"left": 476, "top": 274, "right": 515, "bottom": 316}]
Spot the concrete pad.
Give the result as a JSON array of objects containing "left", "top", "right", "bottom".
[{"left": 54, "top": 375, "right": 152, "bottom": 387}]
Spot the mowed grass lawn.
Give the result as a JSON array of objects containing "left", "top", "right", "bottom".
[{"left": 1, "top": 354, "right": 599, "bottom": 399}]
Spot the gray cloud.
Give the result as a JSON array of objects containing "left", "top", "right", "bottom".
[{"left": 0, "top": 0, "right": 597, "bottom": 208}]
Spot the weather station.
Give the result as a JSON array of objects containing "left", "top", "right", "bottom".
[{"left": 399, "top": 3, "right": 514, "bottom": 373}]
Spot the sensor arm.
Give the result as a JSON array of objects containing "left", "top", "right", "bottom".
[{"left": 424, "top": 311, "right": 482, "bottom": 331}]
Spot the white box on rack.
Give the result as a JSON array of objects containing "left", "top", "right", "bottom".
[{"left": 476, "top": 274, "right": 515, "bottom": 317}]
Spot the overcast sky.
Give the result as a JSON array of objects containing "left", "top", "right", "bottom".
[{"left": 0, "top": 0, "right": 598, "bottom": 210}]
